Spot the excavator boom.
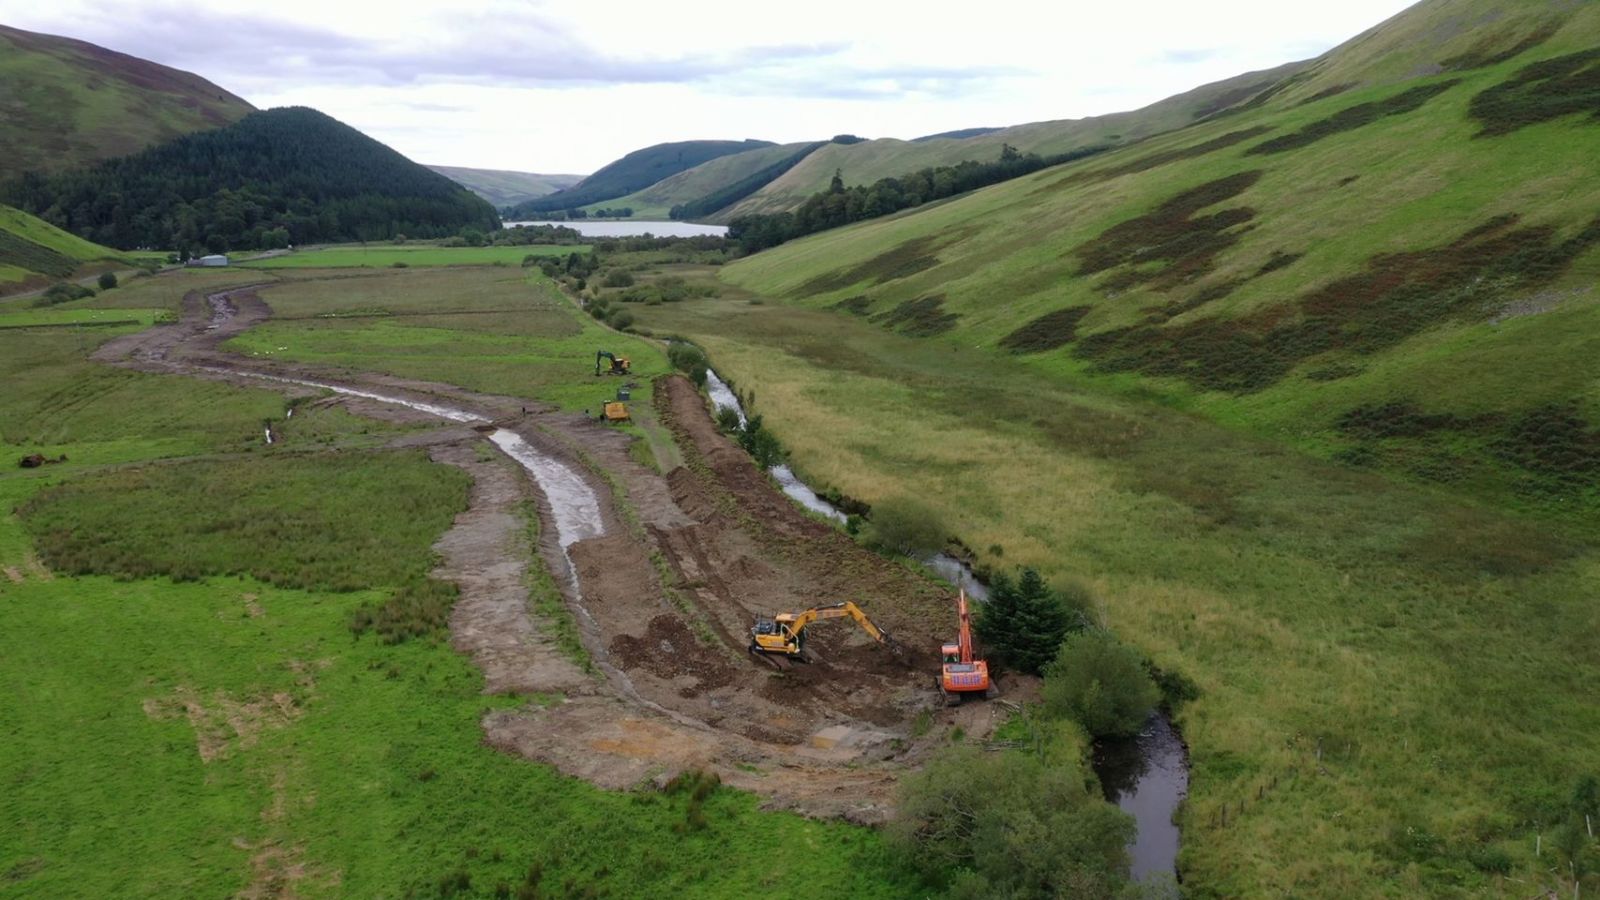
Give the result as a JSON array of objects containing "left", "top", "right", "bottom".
[{"left": 940, "top": 589, "right": 994, "bottom": 704}]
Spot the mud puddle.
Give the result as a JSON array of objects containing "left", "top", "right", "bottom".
[
  {"left": 1093, "top": 711, "right": 1188, "bottom": 885},
  {"left": 705, "top": 368, "right": 987, "bottom": 599}
]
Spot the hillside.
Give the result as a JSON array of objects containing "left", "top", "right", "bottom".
[
  {"left": 695, "top": 0, "right": 1600, "bottom": 893},
  {"left": 509, "top": 139, "right": 775, "bottom": 215},
  {"left": 0, "top": 24, "right": 253, "bottom": 181},
  {"left": 725, "top": 0, "right": 1600, "bottom": 517},
  {"left": 579, "top": 141, "right": 823, "bottom": 219},
  {"left": 0, "top": 203, "right": 127, "bottom": 293},
  {"left": 712, "top": 60, "right": 1310, "bottom": 221},
  {"left": 427, "top": 165, "right": 583, "bottom": 208},
  {"left": 1, "top": 107, "right": 499, "bottom": 252}
]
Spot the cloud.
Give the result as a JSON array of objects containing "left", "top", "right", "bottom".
[{"left": 1158, "top": 47, "right": 1223, "bottom": 65}]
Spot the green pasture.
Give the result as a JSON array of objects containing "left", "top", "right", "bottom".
[{"left": 241, "top": 244, "right": 587, "bottom": 269}]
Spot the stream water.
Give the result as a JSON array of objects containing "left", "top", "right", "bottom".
[{"left": 1093, "top": 712, "right": 1189, "bottom": 886}]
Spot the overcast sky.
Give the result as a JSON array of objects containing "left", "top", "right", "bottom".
[{"left": 2, "top": 0, "right": 1420, "bottom": 174}]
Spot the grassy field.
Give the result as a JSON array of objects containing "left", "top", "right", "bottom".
[
  {"left": 630, "top": 276, "right": 1600, "bottom": 896},
  {"left": 0, "top": 269, "right": 909, "bottom": 898},
  {"left": 225, "top": 266, "right": 671, "bottom": 415},
  {"left": 0, "top": 203, "right": 129, "bottom": 289},
  {"left": 242, "top": 244, "right": 587, "bottom": 269}
]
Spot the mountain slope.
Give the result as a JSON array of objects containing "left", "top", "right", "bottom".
[
  {"left": 711, "top": 6, "right": 1600, "bottom": 892},
  {"left": 509, "top": 139, "right": 775, "bottom": 215},
  {"left": 713, "top": 61, "right": 1310, "bottom": 221},
  {"left": 2, "top": 107, "right": 499, "bottom": 252},
  {"left": 725, "top": 1, "right": 1600, "bottom": 515},
  {"left": 0, "top": 204, "right": 126, "bottom": 293},
  {"left": 427, "top": 166, "right": 583, "bottom": 208},
  {"left": 0, "top": 24, "right": 253, "bottom": 181},
  {"left": 578, "top": 141, "right": 823, "bottom": 219}
]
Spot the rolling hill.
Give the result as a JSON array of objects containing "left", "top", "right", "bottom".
[
  {"left": 2, "top": 107, "right": 499, "bottom": 252},
  {"left": 427, "top": 166, "right": 584, "bottom": 209},
  {"left": 725, "top": 0, "right": 1600, "bottom": 516},
  {"left": 693, "top": 1, "right": 1600, "bottom": 893},
  {"left": 578, "top": 141, "right": 824, "bottom": 219},
  {"left": 0, "top": 24, "right": 254, "bottom": 181},
  {"left": 709, "top": 60, "right": 1312, "bottom": 221},
  {"left": 0, "top": 203, "right": 127, "bottom": 294},
  {"left": 507, "top": 139, "right": 776, "bottom": 216}
]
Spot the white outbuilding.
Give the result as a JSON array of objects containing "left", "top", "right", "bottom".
[{"left": 196, "top": 254, "right": 230, "bottom": 267}]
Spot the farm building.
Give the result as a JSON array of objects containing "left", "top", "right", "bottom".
[{"left": 195, "top": 254, "right": 229, "bottom": 267}]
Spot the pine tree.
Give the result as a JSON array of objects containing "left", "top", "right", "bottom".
[{"left": 975, "top": 568, "right": 1084, "bottom": 675}]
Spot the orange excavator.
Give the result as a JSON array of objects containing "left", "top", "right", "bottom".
[{"left": 939, "top": 589, "right": 996, "bottom": 705}]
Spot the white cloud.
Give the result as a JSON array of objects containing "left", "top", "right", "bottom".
[{"left": 0, "top": 0, "right": 1420, "bottom": 172}]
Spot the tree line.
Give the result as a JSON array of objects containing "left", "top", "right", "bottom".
[
  {"left": 0, "top": 107, "right": 499, "bottom": 255},
  {"left": 728, "top": 143, "right": 1110, "bottom": 252}
]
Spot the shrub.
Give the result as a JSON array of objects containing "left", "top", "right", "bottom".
[
  {"left": 738, "top": 417, "right": 784, "bottom": 468},
  {"left": 668, "top": 343, "right": 708, "bottom": 385},
  {"left": 714, "top": 406, "right": 742, "bottom": 433},
  {"left": 391, "top": 261, "right": 409, "bottom": 268},
  {"left": 97, "top": 271, "right": 118, "bottom": 290},
  {"left": 1043, "top": 631, "right": 1160, "bottom": 738},
  {"left": 609, "top": 310, "right": 635, "bottom": 331},
  {"left": 602, "top": 269, "right": 635, "bottom": 288},
  {"left": 34, "top": 281, "right": 96, "bottom": 307},
  {"left": 890, "top": 744, "right": 1133, "bottom": 897},
  {"left": 976, "top": 569, "right": 1088, "bottom": 675},
  {"left": 865, "top": 495, "right": 945, "bottom": 559}
]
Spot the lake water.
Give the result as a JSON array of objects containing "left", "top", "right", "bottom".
[{"left": 503, "top": 220, "right": 728, "bottom": 238}]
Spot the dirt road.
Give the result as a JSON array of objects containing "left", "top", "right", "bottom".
[{"left": 97, "top": 283, "right": 1000, "bottom": 821}]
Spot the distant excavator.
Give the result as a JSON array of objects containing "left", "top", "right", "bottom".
[
  {"left": 750, "top": 601, "right": 894, "bottom": 665},
  {"left": 595, "top": 350, "right": 631, "bottom": 376},
  {"left": 939, "top": 589, "right": 996, "bottom": 705}
]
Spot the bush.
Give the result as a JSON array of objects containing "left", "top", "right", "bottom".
[
  {"left": 602, "top": 269, "right": 635, "bottom": 288},
  {"left": 865, "top": 495, "right": 945, "bottom": 559},
  {"left": 976, "top": 569, "right": 1088, "bottom": 675},
  {"left": 391, "top": 261, "right": 409, "bottom": 268},
  {"left": 33, "top": 281, "right": 95, "bottom": 307},
  {"left": 889, "top": 744, "right": 1133, "bottom": 898},
  {"left": 715, "top": 406, "right": 742, "bottom": 433},
  {"left": 735, "top": 415, "right": 783, "bottom": 468},
  {"left": 668, "top": 343, "right": 709, "bottom": 385},
  {"left": 609, "top": 310, "right": 635, "bottom": 331},
  {"left": 97, "top": 271, "right": 118, "bottom": 290},
  {"left": 1043, "top": 631, "right": 1160, "bottom": 738}
]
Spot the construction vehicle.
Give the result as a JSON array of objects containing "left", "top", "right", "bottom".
[
  {"left": 939, "top": 589, "right": 995, "bottom": 705},
  {"left": 600, "top": 401, "right": 630, "bottom": 423},
  {"left": 595, "top": 350, "right": 631, "bottom": 376},
  {"left": 750, "top": 601, "right": 893, "bottom": 663}
]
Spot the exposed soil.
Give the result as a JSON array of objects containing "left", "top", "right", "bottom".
[{"left": 96, "top": 280, "right": 983, "bottom": 823}]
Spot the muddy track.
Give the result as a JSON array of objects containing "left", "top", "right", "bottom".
[{"left": 97, "top": 282, "right": 989, "bottom": 821}]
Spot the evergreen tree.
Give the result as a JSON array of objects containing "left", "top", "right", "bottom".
[{"left": 975, "top": 568, "right": 1085, "bottom": 675}]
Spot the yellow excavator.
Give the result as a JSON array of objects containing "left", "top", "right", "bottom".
[
  {"left": 595, "top": 350, "right": 631, "bottom": 376},
  {"left": 750, "top": 601, "right": 894, "bottom": 664}
]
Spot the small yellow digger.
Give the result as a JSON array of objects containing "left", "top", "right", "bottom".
[
  {"left": 750, "top": 601, "right": 894, "bottom": 666},
  {"left": 595, "top": 350, "right": 631, "bottom": 376}
]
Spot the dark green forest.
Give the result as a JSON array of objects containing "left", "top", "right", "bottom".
[{"left": 1, "top": 107, "right": 499, "bottom": 253}]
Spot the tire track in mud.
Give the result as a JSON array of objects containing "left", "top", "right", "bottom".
[{"left": 97, "top": 281, "right": 983, "bottom": 822}]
